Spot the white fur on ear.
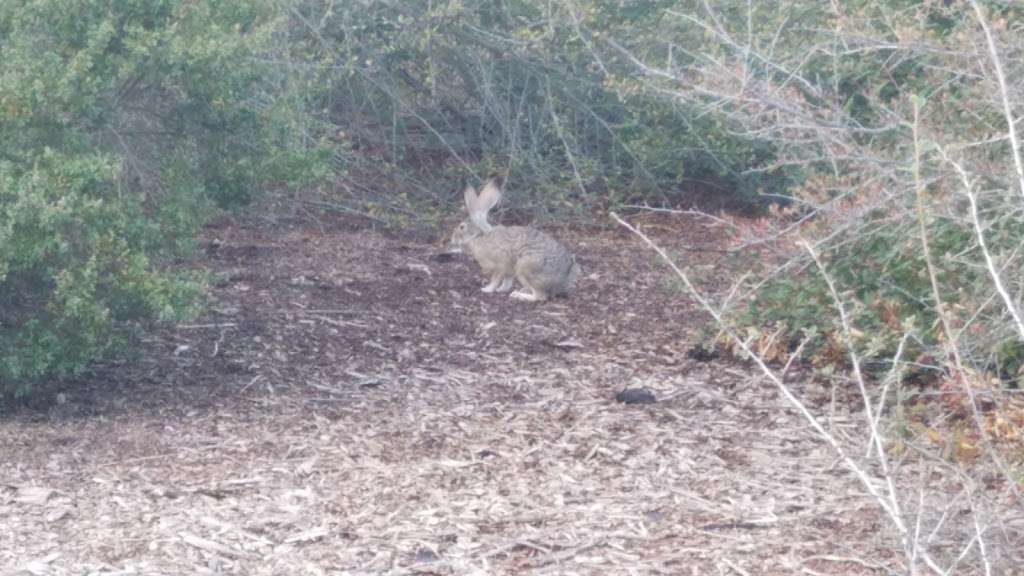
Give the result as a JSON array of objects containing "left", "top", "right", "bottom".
[
  {"left": 477, "top": 178, "right": 502, "bottom": 215},
  {"left": 464, "top": 183, "right": 491, "bottom": 232}
]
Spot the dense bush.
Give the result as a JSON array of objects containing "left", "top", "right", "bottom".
[
  {"left": 283, "top": 0, "right": 789, "bottom": 217},
  {"left": 657, "top": 2, "right": 1024, "bottom": 388},
  {"left": 0, "top": 0, "right": 334, "bottom": 396}
]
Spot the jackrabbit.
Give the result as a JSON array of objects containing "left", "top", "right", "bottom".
[{"left": 448, "top": 179, "right": 578, "bottom": 301}]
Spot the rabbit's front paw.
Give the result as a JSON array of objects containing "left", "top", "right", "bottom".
[{"left": 510, "top": 290, "right": 540, "bottom": 302}]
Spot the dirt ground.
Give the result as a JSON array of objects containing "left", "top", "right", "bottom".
[{"left": 0, "top": 206, "right": 997, "bottom": 575}]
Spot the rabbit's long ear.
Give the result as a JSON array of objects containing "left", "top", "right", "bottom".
[
  {"left": 476, "top": 178, "right": 502, "bottom": 215},
  {"left": 467, "top": 179, "right": 500, "bottom": 232},
  {"left": 463, "top": 184, "right": 478, "bottom": 212}
]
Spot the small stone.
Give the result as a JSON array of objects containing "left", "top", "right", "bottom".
[{"left": 615, "top": 388, "right": 656, "bottom": 404}]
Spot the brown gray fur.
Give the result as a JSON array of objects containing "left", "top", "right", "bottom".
[{"left": 449, "top": 179, "right": 579, "bottom": 301}]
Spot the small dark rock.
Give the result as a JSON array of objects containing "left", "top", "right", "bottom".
[
  {"left": 686, "top": 345, "right": 720, "bottom": 362},
  {"left": 645, "top": 510, "right": 665, "bottom": 523},
  {"left": 430, "top": 252, "right": 458, "bottom": 263},
  {"left": 615, "top": 388, "right": 657, "bottom": 404},
  {"left": 413, "top": 548, "right": 440, "bottom": 562}
]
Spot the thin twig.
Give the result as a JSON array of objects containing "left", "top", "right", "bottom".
[
  {"left": 969, "top": 0, "right": 1024, "bottom": 203},
  {"left": 610, "top": 212, "right": 934, "bottom": 568}
]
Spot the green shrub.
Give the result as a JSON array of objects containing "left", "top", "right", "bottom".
[{"left": 0, "top": 0, "right": 334, "bottom": 396}]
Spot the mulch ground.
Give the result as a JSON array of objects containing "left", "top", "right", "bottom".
[{"left": 0, "top": 207, "right": 1009, "bottom": 575}]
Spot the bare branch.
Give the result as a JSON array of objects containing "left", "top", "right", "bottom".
[{"left": 969, "top": 0, "right": 1024, "bottom": 203}]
